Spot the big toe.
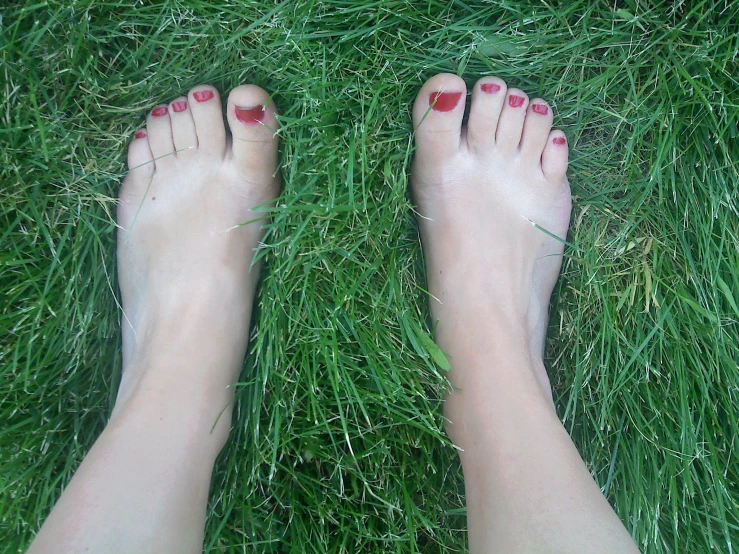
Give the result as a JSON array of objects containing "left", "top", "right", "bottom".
[
  {"left": 412, "top": 73, "right": 467, "bottom": 161},
  {"left": 226, "top": 84, "right": 279, "bottom": 177}
]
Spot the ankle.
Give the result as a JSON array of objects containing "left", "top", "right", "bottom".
[
  {"left": 121, "top": 295, "right": 251, "bottom": 390},
  {"left": 443, "top": 341, "right": 556, "bottom": 444},
  {"left": 111, "top": 370, "right": 234, "bottom": 455},
  {"left": 114, "top": 324, "right": 243, "bottom": 451}
]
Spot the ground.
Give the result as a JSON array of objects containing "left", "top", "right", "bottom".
[{"left": 1, "top": 1, "right": 738, "bottom": 553}]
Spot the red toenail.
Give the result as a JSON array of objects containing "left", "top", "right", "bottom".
[
  {"left": 151, "top": 106, "right": 168, "bottom": 117},
  {"left": 429, "top": 91, "right": 463, "bottom": 112},
  {"left": 193, "top": 90, "right": 215, "bottom": 102},
  {"left": 532, "top": 104, "right": 548, "bottom": 115},
  {"left": 553, "top": 136, "right": 566, "bottom": 145},
  {"left": 481, "top": 83, "right": 501, "bottom": 94},
  {"left": 135, "top": 130, "right": 147, "bottom": 139},
  {"left": 235, "top": 105, "right": 265, "bottom": 124},
  {"left": 172, "top": 101, "right": 188, "bottom": 113},
  {"left": 508, "top": 95, "right": 525, "bottom": 108}
]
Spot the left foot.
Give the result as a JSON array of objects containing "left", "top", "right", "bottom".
[{"left": 409, "top": 74, "right": 642, "bottom": 554}]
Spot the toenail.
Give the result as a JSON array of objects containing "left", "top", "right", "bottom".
[
  {"left": 508, "top": 95, "right": 525, "bottom": 108},
  {"left": 552, "top": 136, "right": 567, "bottom": 145},
  {"left": 481, "top": 83, "right": 501, "bottom": 94},
  {"left": 135, "top": 130, "right": 147, "bottom": 139},
  {"left": 151, "top": 106, "right": 168, "bottom": 117},
  {"left": 235, "top": 105, "right": 265, "bottom": 124},
  {"left": 172, "top": 101, "right": 188, "bottom": 113},
  {"left": 429, "top": 91, "right": 463, "bottom": 112},
  {"left": 193, "top": 90, "right": 215, "bottom": 102},
  {"left": 532, "top": 104, "right": 548, "bottom": 115}
]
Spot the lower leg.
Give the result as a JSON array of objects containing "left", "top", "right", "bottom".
[
  {"left": 447, "top": 328, "right": 637, "bottom": 552},
  {"left": 28, "top": 378, "right": 228, "bottom": 553}
]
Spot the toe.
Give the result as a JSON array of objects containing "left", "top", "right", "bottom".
[
  {"left": 467, "top": 76, "right": 507, "bottom": 153},
  {"left": 495, "top": 88, "right": 529, "bottom": 154},
  {"left": 412, "top": 73, "right": 467, "bottom": 160},
  {"left": 146, "top": 105, "right": 176, "bottom": 165},
  {"left": 188, "top": 85, "right": 227, "bottom": 159},
  {"left": 541, "top": 130, "right": 569, "bottom": 184},
  {"left": 520, "top": 99, "right": 553, "bottom": 160},
  {"left": 169, "top": 96, "right": 198, "bottom": 159},
  {"left": 226, "top": 84, "right": 279, "bottom": 175},
  {"left": 120, "top": 129, "right": 154, "bottom": 228},
  {"left": 126, "top": 129, "right": 154, "bottom": 175}
]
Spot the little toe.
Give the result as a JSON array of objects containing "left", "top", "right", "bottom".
[
  {"left": 169, "top": 97, "right": 198, "bottom": 159},
  {"left": 146, "top": 105, "right": 176, "bottom": 166},
  {"left": 495, "top": 88, "right": 529, "bottom": 154},
  {"left": 119, "top": 129, "right": 154, "bottom": 227},
  {"left": 520, "top": 99, "right": 553, "bottom": 160},
  {"left": 126, "top": 129, "right": 154, "bottom": 176},
  {"left": 541, "top": 130, "right": 569, "bottom": 184},
  {"left": 412, "top": 73, "right": 467, "bottom": 161},
  {"left": 467, "top": 76, "right": 507, "bottom": 153},
  {"left": 226, "top": 84, "right": 280, "bottom": 175},
  {"left": 188, "top": 85, "right": 227, "bottom": 159}
]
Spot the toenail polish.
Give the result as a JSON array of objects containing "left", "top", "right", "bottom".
[
  {"left": 429, "top": 91, "right": 463, "bottom": 112},
  {"left": 235, "top": 105, "right": 265, "bottom": 124},
  {"left": 508, "top": 95, "right": 525, "bottom": 108},
  {"left": 553, "top": 136, "right": 567, "bottom": 145},
  {"left": 172, "top": 101, "right": 188, "bottom": 113},
  {"left": 481, "top": 83, "right": 501, "bottom": 94},
  {"left": 151, "top": 106, "right": 168, "bottom": 117},
  {"left": 193, "top": 90, "right": 215, "bottom": 102},
  {"left": 532, "top": 104, "right": 548, "bottom": 115},
  {"left": 135, "top": 130, "right": 147, "bottom": 139}
]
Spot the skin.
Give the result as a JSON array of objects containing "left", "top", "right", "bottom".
[
  {"left": 27, "top": 75, "right": 640, "bottom": 554},
  {"left": 28, "top": 84, "right": 280, "bottom": 554},
  {"left": 412, "top": 73, "right": 640, "bottom": 553}
]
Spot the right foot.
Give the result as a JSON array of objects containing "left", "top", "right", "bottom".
[
  {"left": 411, "top": 74, "right": 571, "bottom": 439},
  {"left": 116, "top": 84, "right": 279, "bottom": 442}
]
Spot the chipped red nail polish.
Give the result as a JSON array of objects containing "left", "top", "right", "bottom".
[
  {"left": 429, "top": 91, "right": 463, "bottom": 112},
  {"left": 172, "top": 101, "right": 188, "bottom": 113},
  {"left": 135, "top": 130, "right": 147, "bottom": 139},
  {"left": 508, "top": 95, "right": 525, "bottom": 108},
  {"left": 553, "top": 136, "right": 567, "bottom": 145},
  {"left": 151, "top": 106, "right": 168, "bottom": 117},
  {"left": 193, "top": 90, "right": 215, "bottom": 102},
  {"left": 481, "top": 83, "right": 501, "bottom": 94},
  {"left": 235, "top": 105, "right": 265, "bottom": 124},
  {"left": 532, "top": 104, "right": 548, "bottom": 115}
]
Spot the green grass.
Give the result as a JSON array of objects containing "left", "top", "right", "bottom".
[{"left": 2, "top": 1, "right": 738, "bottom": 552}]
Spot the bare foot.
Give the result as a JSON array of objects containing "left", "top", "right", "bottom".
[
  {"left": 27, "top": 84, "right": 280, "bottom": 554},
  {"left": 411, "top": 73, "right": 571, "bottom": 437},
  {"left": 411, "top": 75, "right": 641, "bottom": 554},
  {"left": 116, "top": 84, "right": 279, "bottom": 440}
]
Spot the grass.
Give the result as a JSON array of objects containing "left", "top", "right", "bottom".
[{"left": 1, "top": 0, "right": 738, "bottom": 552}]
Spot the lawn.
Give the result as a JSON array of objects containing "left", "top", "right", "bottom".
[{"left": 2, "top": 1, "right": 738, "bottom": 552}]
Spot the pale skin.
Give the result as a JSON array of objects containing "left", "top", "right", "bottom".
[{"left": 27, "top": 75, "right": 641, "bottom": 554}]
